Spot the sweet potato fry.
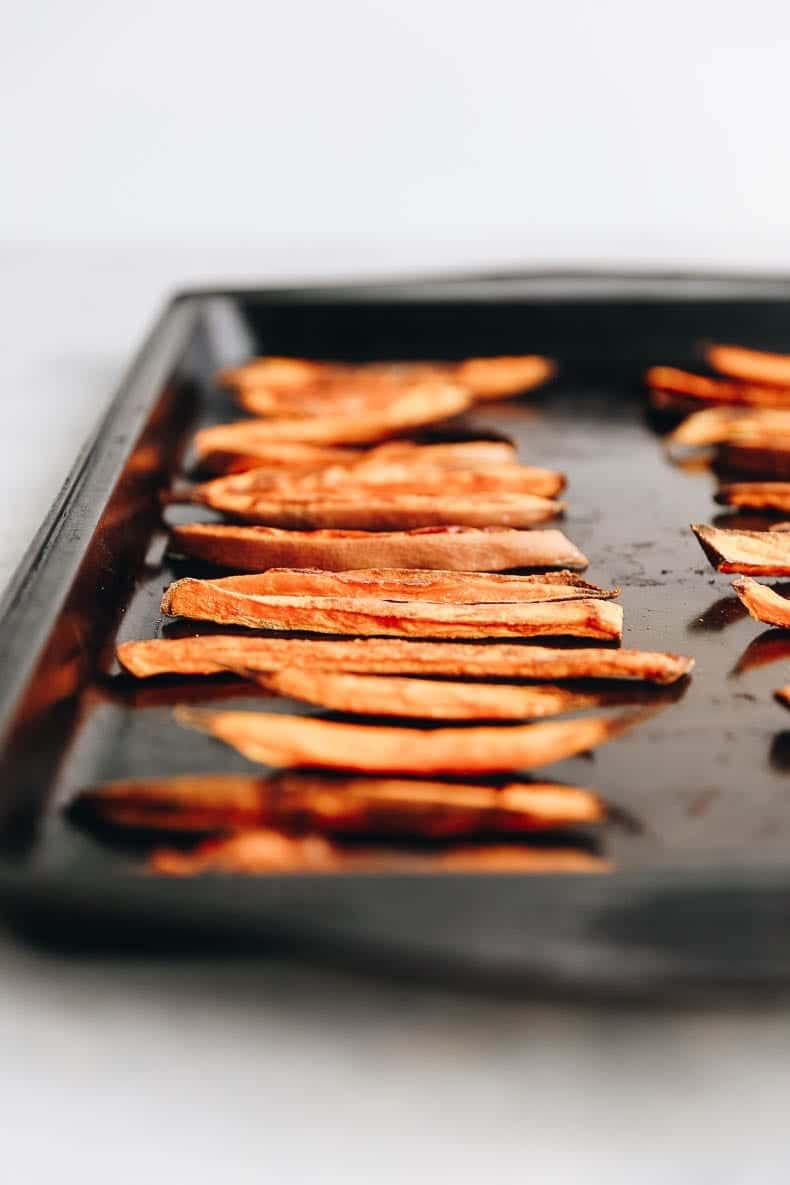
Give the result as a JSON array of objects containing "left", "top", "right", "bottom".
[
  {"left": 117, "top": 635, "right": 694, "bottom": 683},
  {"left": 646, "top": 366, "right": 790, "bottom": 409},
  {"left": 236, "top": 381, "right": 471, "bottom": 441},
  {"left": 192, "top": 436, "right": 360, "bottom": 476},
  {"left": 667, "top": 408, "right": 790, "bottom": 458},
  {"left": 258, "top": 669, "right": 633, "bottom": 720},
  {"left": 169, "top": 523, "right": 589, "bottom": 573},
  {"left": 692, "top": 524, "right": 790, "bottom": 575},
  {"left": 193, "top": 432, "right": 517, "bottom": 476},
  {"left": 176, "top": 461, "right": 567, "bottom": 503},
  {"left": 706, "top": 344, "right": 790, "bottom": 388},
  {"left": 775, "top": 686, "right": 790, "bottom": 709},
  {"left": 161, "top": 580, "right": 623, "bottom": 640},
  {"left": 217, "top": 355, "right": 326, "bottom": 391},
  {"left": 238, "top": 384, "right": 442, "bottom": 419},
  {"left": 177, "top": 568, "right": 618, "bottom": 604},
  {"left": 453, "top": 355, "right": 556, "bottom": 400},
  {"left": 174, "top": 705, "right": 647, "bottom": 774},
  {"left": 219, "top": 354, "right": 555, "bottom": 402},
  {"left": 731, "top": 576, "right": 790, "bottom": 627},
  {"left": 150, "top": 829, "right": 609, "bottom": 875},
  {"left": 667, "top": 407, "right": 757, "bottom": 449},
  {"left": 715, "top": 483, "right": 790, "bottom": 512},
  {"left": 178, "top": 489, "right": 564, "bottom": 531},
  {"left": 74, "top": 771, "right": 606, "bottom": 835}
]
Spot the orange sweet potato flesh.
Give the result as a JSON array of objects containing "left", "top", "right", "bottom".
[
  {"left": 160, "top": 579, "right": 623, "bottom": 640},
  {"left": 258, "top": 669, "right": 633, "bottom": 720},
  {"left": 117, "top": 635, "right": 694, "bottom": 683},
  {"left": 646, "top": 366, "right": 790, "bottom": 409},
  {"left": 706, "top": 344, "right": 790, "bottom": 388},
  {"left": 169, "top": 523, "right": 589, "bottom": 573},
  {"left": 775, "top": 686, "right": 790, "bottom": 709},
  {"left": 150, "top": 829, "right": 608, "bottom": 875},
  {"left": 692, "top": 524, "right": 790, "bottom": 575},
  {"left": 74, "top": 771, "right": 605, "bottom": 836},
  {"left": 715, "top": 483, "right": 790, "bottom": 511},
  {"left": 236, "top": 382, "right": 471, "bottom": 440},
  {"left": 175, "top": 705, "right": 647, "bottom": 774},
  {"left": 731, "top": 576, "right": 790, "bottom": 627},
  {"left": 178, "top": 568, "right": 618, "bottom": 604},
  {"left": 181, "top": 489, "right": 565, "bottom": 531}
]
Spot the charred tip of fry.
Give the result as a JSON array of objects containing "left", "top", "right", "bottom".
[{"left": 690, "top": 524, "right": 720, "bottom": 568}]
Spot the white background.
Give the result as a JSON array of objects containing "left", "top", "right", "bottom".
[
  {"left": 3, "top": 5, "right": 790, "bottom": 1182},
  {"left": 3, "top": 0, "right": 790, "bottom": 266}
]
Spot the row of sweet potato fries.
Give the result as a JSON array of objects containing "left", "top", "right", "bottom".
[
  {"left": 647, "top": 342, "right": 790, "bottom": 706},
  {"left": 72, "top": 352, "right": 693, "bottom": 875}
]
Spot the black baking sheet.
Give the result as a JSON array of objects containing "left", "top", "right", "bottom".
[{"left": 3, "top": 273, "right": 790, "bottom": 991}]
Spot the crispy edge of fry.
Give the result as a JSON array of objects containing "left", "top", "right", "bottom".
[
  {"left": 692, "top": 523, "right": 790, "bottom": 576},
  {"left": 706, "top": 344, "right": 790, "bottom": 388},
  {"left": 116, "top": 635, "right": 694, "bottom": 684},
  {"left": 774, "top": 686, "right": 790, "bottom": 709},
  {"left": 731, "top": 576, "right": 790, "bottom": 628},
  {"left": 173, "top": 704, "right": 651, "bottom": 775}
]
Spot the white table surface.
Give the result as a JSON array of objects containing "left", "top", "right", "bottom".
[{"left": 2, "top": 246, "right": 789, "bottom": 1184}]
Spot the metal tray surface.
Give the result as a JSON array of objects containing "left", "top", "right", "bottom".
[{"left": 3, "top": 272, "right": 790, "bottom": 992}]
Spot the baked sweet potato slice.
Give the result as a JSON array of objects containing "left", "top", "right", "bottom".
[
  {"left": 715, "top": 482, "right": 790, "bottom": 511},
  {"left": 692, "top": 524, "right": 790, "bottom": 575},
  {"left": 177, "top": 568, "right": 618, "bottom": 604},
  {"left": 706, "top": 344, "right": 790, "bottom": 388},
  {"left": 237, "top": 381, "right": 471, "bottom": 441},
  {"left": 258, "top": 669, "right": 632, "bottom": 719},
  {"left": 176, "top": 460, "right": 567, "bottom": 503},
  {"left": 668, "top": 412, "right": 790, "bottom": 471},
  {"left": 117, "top": 635, "right": 694, "bottom": 683},
  {"left": 191, "top": 436, "right": 360, "bottom": 476},
  {"left": 192, "top": 433, "right": 517, "bottom": 477},
  {"left": 219, "top": 354, "right": 555, "bottom": 402},
  {"left": 731, "top": 576, "right": 790, "bottom": 627},
  {"left": 161, "top": 580, "right": 623, "bottom": 640},
  {"left": 174, "top": 705, "right": 647, "bottom": 774},
  {"left": 150, "top": 829, "right": 608, "bottom": 875},
  {"left": 453, "top": 355, "right": 556, "bottom": 400},
  {"left": 181, "top": 489, "right": 565, "bottom": 531},
  {"left": 169, "top": 523, "right": 588, "bottom": 573},
  {"left": 646, "top": 366, "right": 790, "bottom": 410},
  {"left": 73, "top": 771, "right": 605, "bottom": 835}
]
